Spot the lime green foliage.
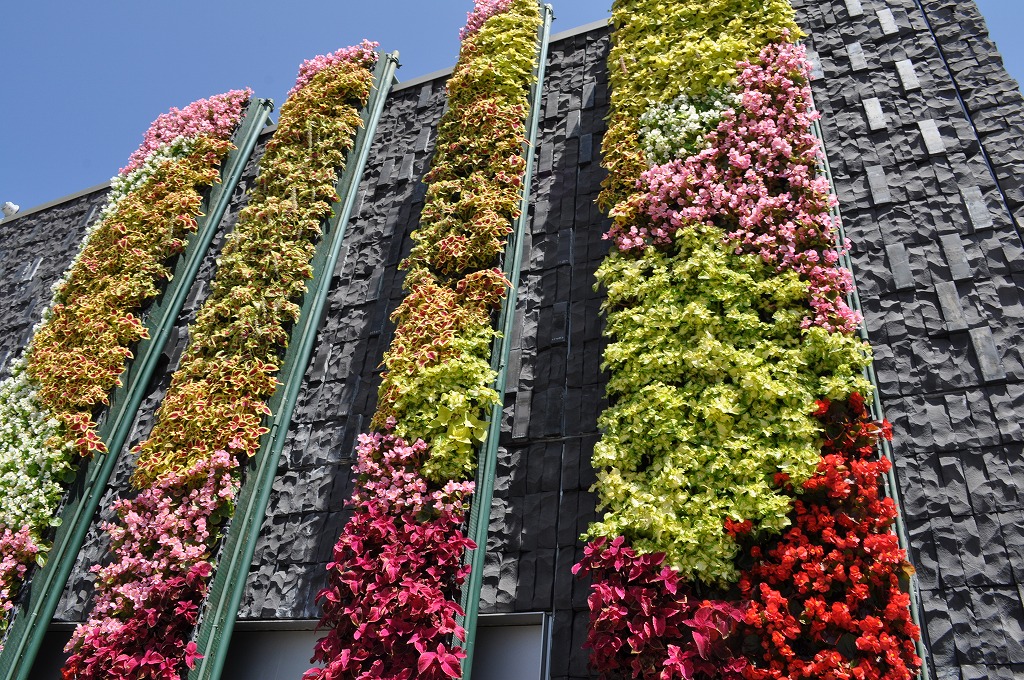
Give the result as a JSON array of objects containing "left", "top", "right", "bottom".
[
  {"left": 373, "top": 270, "right": 507, "bottom": 481},
  {"left": 590, "top": 225, "right": 870, "bottom": 582},
  {"left": 600, "top": 0, "right": 799, "bottom": 211},
  {"left": 374, "top": 0, "right": 540, "bottom": 482}
]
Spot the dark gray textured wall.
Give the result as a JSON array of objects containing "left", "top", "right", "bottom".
[
  {"left": 237, "top": 72, "right": 449, "bottom": 620},
  {"left": 793, "top": 0, "right": 1024, "bottom": 678},
  {"left": 0, "top": 188, "right": 107, "bottom": 378},
  {"left": 480, "top": 26, "right": 610, "bottom": 680}
]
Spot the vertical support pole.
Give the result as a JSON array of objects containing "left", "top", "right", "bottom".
[
  {"left": 186, "top": 52, "right": 400, "bottom": 680},
  {"left": 0, "top": 99, "right": 275, "bottom": 680},
  {"left": 809, "top": 105, "right": 932, "bottom": 680},
  {"left": 459, "top": 6, "right": 553, "bottom": 679}
]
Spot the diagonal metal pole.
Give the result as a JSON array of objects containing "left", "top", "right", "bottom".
[{"left": 459, "top": 6, "right": 553, "bottom": 679}]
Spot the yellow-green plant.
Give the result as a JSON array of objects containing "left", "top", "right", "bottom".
[{"left": 372, "top": 0, "right": 540, "bottom": 482}]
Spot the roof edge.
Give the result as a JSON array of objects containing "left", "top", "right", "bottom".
[{"left": 2, "top": 181, "right": 111, "bottom": 227}]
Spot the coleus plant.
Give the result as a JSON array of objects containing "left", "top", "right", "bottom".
[
  {"left": 0, "top": 89, "right": 249, "bottom": 643},
  {"left": 62, "top": 42, "right": 378, "bottom": 679},
  {"left": 580, "top": 0, "right": 920, "bottom": 676},
  {"left": 308, "top": 2, "right": 541, "bottom": 678},
  {"left": 372, "top": 0, "right": 539, "bottom": 482}
]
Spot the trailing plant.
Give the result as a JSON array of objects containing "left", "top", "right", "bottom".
[
  {"left": 574, "top": 536, "right": 747, "bottom": 680},
  {"left": 372, "top": 0, "right": 539, "bottom": 482},
  {"left": 61, "top": 451, "right": 237, "bottom": 680},
  {"left": 599, "top": 0, "right": 800, "bottom": 213},
  {"left": 132, "top": 41, "right": 377, "bottom": 485},
  {"left": 580, "top": 0, "right": 919, "bottom": 676},
  {"left": 63, "top": 44, "right": 377, "bottom": 678},
  {"left": 372, "top": 268, "right": 507, "bottom": 481},
  {"left": 610, "top": 43, "right": 861, "bottom": 333},
  {"left": 0, "top": 90, "right": 249, "bottom": 643},
  {"left": 305, "top": 433, "right": 475, "bottom": 680},
  {"left": 309, "top": 2, "right": 541, "bottom": 678},
  {"left": 590, "top": 221, "right": 869, "bottom": 582}
]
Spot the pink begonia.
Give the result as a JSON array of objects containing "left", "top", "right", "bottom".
[
  {"left": 606, "top": 42, "right": 862, "bottom": 334},
  {"left": 459, "top": 0, "right": 515, "bottom": 40},
  {"left": 288, "top": 40, "right": 380, "bottom": 97},
  {"left": 0, "top": 527, "right": 41, "bottom": 642},
  {"left": 62, "top": 451, "right": 238, "bottom": 679},
  {"left": 305, "top": 433, "right": 475, "bottom": 680},
  {"left": 121, "top": 89, "right": 252, "bottom": 174}
]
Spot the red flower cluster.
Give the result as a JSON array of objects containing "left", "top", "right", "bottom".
[
  {"left": 739, "top": 394, "right": 920, "bottom": 680},
  {"left": 574, "top": 536, "right": 747, "bottom": 680},
  {"left": 306, "top": 434, "right": 475, "bottom": 680}
]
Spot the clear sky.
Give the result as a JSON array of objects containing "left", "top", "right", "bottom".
[{"left": 1, "top": 1, "right": 1021, "bottom": 213}]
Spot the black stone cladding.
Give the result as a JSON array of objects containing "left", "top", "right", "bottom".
[
  {"left": 51, "top": 133, "right": 270, "bottom": 622},
  {"left": 0, "top": 188, "right": 108, "bottom": 379},
  {"left": 792, "top": 0, "right": 1024, "bottom": 678},
  {"left": 479, "top": 27, "right": 610, "bottom": 680},
  {"left": 8, "top": 2, "right": 1023, "bottom": 675}
]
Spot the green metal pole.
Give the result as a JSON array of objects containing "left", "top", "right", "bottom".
[
  {"left": 186, "top": 52, "right": 399, "bottom": 680},
  {"left": 0, "top": 98, "right": 274, "bottom": 680},
  {"left": 459, "top": 6, "right": 552, "bottom": 680},
  {"left": 809, "top": 111, "right": 931, "bottom": 680}
]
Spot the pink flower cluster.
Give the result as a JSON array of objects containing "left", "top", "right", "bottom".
[
  {"left": 289, "top": 40, "right": 380, "bottom": 97},
  {"left": 121, "top": 89, "right": 252, "bottom": 174},
  {"left": 607, "top": 43, "right": 861, "bottom": 333},
  {"left": 573, "top": 536, "right": 748, "bottom": 680},
  {"left": 459, "top": 0, "right": 515, "bottom": 40},
  {"left": 0, "top": 527, "right": 40, "bottom": 620},
  {"left": 305, "top": 433, "right": 475, "bottom": 680},
  {"left": 62, "top": 451, "right": 238, "bottom": 680}
]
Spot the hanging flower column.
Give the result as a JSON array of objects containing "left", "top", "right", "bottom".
[
  {"left": 305, "top": 2, "right": 540, "bottom": 678},
  {"left": 576, "top": 1, "right": 920, "bottom": 677},
  {"left": 0, "top": 89, "right": 250, "bottom": 641},
  {"left": 61, "top": 43, "right": 379, "bottom": 680}
]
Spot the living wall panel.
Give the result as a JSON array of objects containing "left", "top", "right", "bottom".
[{"left": 52, "top": 133, "right": 271, "bottom": 624}]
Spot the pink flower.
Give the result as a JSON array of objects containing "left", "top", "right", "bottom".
[
  {"left": 288, "top": 40, "right": 379, "bottom": 97},
  {"left": 459, "top": 0, "right": 516, "bottom": 40},
  {"left": 121, "top": 89, "right": 252, "bottom": 174}
]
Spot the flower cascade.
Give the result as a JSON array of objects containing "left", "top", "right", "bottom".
[
  {"left": 371, "top": 0, "right": 539, "bottom": 482},
  {"left": 307, "top": 2, "right": 540, "bottom": 678},
  {"left": 305, "top": 433, "right": 475, "bottom": 680},
  {"left": 738, "top": 394, "right": 920, "bottom": 679},
  {"left": 0, "top": 89, "right": 249, "bottom": 643},
  {"left": 579, "top": 0, "right": 920, "bottom": 677},
  {"left": 609, "top": 45, "right": 860, "bottom": 333},
  {"left": 62, "top": 46, "right": 377, "bottom": 679}
]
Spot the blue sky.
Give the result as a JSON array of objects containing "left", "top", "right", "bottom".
[{"left": 1, "top": 1, "right": 1021, "bottom": 212}]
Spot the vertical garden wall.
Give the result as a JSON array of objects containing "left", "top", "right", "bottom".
[{"left": 0, "top": 0, "right": 1021, "bottom": 678}]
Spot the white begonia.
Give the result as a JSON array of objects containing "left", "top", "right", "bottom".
[{"left": 638, "top": 89, "right": 741, "bottom": 166}]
